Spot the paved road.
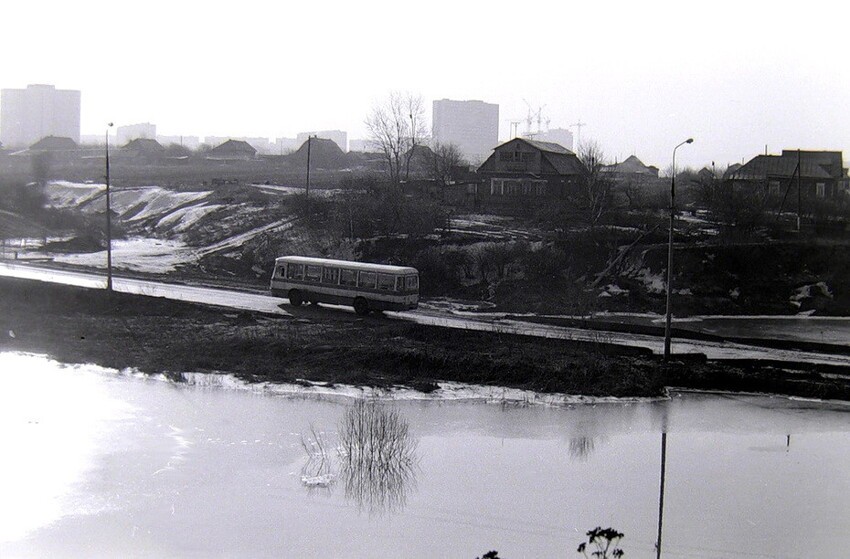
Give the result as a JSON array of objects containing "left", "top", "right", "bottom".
[
  {"left": 3, "top": 261, "right": 850, "bottom": 367},
  {"left": 0, "top": 262, "right": 288, "bottom": 315}
]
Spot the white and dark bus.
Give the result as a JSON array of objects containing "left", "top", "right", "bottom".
[{"left": 270, "top": 256, "right": 419, "bottom": 315}]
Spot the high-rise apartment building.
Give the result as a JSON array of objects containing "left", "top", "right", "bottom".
[
  {"left": 0, "top": 84, "right": 81, "bottom": 147},
  {"left": 432, "top": 99, "right": 499, "bottom": 164}
]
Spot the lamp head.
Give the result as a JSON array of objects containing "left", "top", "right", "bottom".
[
  {"left": 108, "top": 122, "right": 113, "bottom": 128},
  {"left": 686, "top": 138, "right": 694, "bottom": 144}
]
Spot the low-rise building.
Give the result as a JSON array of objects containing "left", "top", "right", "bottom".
[
  {"left": 476, "top": 138, "right": 587, "bottom": 208},
  {"left": 122, "top": 138, "right": 165, "bottom": 163},
  {"left": 296, "top": 130, "right": 347, "bottom": 152},
  {"left": 207, "top": 139, "right": 257, "bottom": 160},
  {"left": 29, "top": 136, "right": 78, "bottom": 152},
  {"left": 726, "top": 150, "right": 849, "bottom": 199}
]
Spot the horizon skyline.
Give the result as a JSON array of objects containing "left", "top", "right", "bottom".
[
  {"left": 11, "top": 84, "right": 849, "bottom": 170},
  {"left": 4, "top": 0, "right": 849, "bottom": 170}
]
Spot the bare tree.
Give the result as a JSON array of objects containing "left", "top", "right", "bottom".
[
  {"left": 365, "top": 92, "right": 427, "bottom": 185},
  {"left": 573, "top": 141, "right": 615, "bottom": 228},
  {"left": 429, "top": 142, "right": 467, "bottom": 189}
]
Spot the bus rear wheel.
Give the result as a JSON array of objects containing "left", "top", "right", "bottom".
[
  {"left": 288, "top": 289, "right": 304, "bottom": 307},
  {"left": 353, "top": 297, "right": 370, "bottom": 316}
]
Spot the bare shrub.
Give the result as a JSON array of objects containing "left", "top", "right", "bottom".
[
  {"left": 411, "top": 245, "right": 470, "bottom": 294},
  {"left": 330, "top": 182, "right": 446, "bottom": 238},
  {"left": 0, "top": 180, "right": 47, "bottom": 216},
  {"left": 470, "top": 242, "right": 520, "bottom": 285}
]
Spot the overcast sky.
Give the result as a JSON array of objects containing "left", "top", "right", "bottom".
[{"left": 4, "top": 0, "right": 849, "bottom": 169}]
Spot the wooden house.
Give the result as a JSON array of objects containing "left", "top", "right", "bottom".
[{"left": 475, "top": 138, "right": 587, "bottom": 208}]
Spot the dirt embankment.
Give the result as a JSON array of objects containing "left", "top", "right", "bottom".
[
  {"left": 610, "top": 240, "right": 850, "bottom": 316},
  {"left": 2, "top": 278, "right": 850, "bottom": 401}
]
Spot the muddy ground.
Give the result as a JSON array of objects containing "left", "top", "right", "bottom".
[{"left": 3, "top": 277, "right": 850, "bottom": 401}]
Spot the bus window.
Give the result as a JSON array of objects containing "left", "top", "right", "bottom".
[
  {"left": 395, "top": 277, "right": 404, "bottom": 291},
  {"left": 377, "top": 274, "right": 395, "bottom": 291},
  {"left": 359, "top": 271, "right": 377, "bottom": 289},
  {"left": 305, "top": 265, "right": 322, "bottom": 282},
  {"left": 340, "top": 269, "right": 357, "bottom": 286},
  {"left": 322, "top": 267, "right": 340, "bottom": 284},
  {"left": 277, "top": 266, "right": 286, "bottom": 278},
  {"left": 405, "top": 275, "right": 419, "bottom": 290},
  {"left": 287, "top": 263, "right": 304, "bottom": 279}
]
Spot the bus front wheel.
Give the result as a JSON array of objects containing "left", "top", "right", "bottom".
[
  {"left": 353, "top": 297, "right": 370, "bottom": 316},
  {"left": 288, "top": 290, "right": 304, "bottom": 307}
]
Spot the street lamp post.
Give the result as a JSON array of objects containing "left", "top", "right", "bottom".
[
  {"left": 105, "top": 123, "right": 114, "bottom": 291},
  {"left": 663, "top": 138, "right": 693, "bottom": 361},
  {"left": 305, "top": 135, "right": 312, "bottom": 198}
]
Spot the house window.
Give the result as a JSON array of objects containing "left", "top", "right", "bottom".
[
  {"left": 533, "top": 180, "right": 547, "bottom": 195},
  {"left": 816, "top": 183, "right": 826, "bottom": 198},
  {"left": 489, "top": 178, "right": 548, "bottom": 196},
  {"left": 769, "top": 181, "right": 781, "bottom": 196}
]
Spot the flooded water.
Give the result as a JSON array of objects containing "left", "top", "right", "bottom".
[
  {"left": 601, "top": 311, "right": 850, "bottom": 347},
  {"left": 1, "top": 352, "right": 849, "bottom": 558}
]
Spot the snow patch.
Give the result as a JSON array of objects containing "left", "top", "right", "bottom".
[
  {"left": 176, "top": 371, "right": 658, "bottom": 406},
  {"left": 52, "top": 238, "right": 192, "bottom": 273},
  {"left": 156, "top": 204, "right": 223, "bottom": 233},
  {"left": 600, "top": 284, "right": 629, "bottom": 297},
  {"left": 44, "top": 180, "right": 103, "bottom": 208},
  {"left": 633, "top": 267, "right": 666, "bottom": 294},
  {"left": 114, "top": 188, "right": 211, "bottom": 222},
  {"left": 791, "top": 282, "right": 833, "bottom": 303}
]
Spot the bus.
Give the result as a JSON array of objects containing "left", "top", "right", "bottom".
[{"left": 269, "top": 256, "right": 419, "bottom": 316}]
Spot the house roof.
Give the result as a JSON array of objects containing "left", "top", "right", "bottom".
[
  {"left": 603, "top": 155, "right": 656, "bottom": 175},
  {"left": 29, "top": 136, "right": 77, "bottom": 151},
  {"left": 542, "top": 151, "right": 587, "bottom": 175},
  {"left": 721, "top": 163, "right": 742, "bottom": 180},
  {"left": 780, "top": 150, "right": 844, "bottom": 178},
  {"left": 727, "top": 154, "right": 833, "bottom": 181},
  {"left": 479, "top": 137, "right": 585, "bottom": 176},
  {"left": 123, "top": 138, "right": 164, "bottom": 151},
  {"left": 514, "top": 137, "right": 574, "bottom": 155},
  {"left": 291, "top": 137, "right": 348, "bottom": 168},
  {"left": 210, "top": 139, "right": 257, "bottom": 155}
]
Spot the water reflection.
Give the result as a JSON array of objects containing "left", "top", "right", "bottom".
[
  {"left": 299, "top": 426, "right": 336, "bottom": 492},
  {"left": 340, "top": 450, "right": 417, "bottom": 515},
  {"left": 568, "top": 436, "right": 598, "bottom": 461},
  {"left": 298, "top": 400, "right": 419, "bottom": 515},
  {"left": 339, "top": 400, "right": 419, "bottom": 515}
]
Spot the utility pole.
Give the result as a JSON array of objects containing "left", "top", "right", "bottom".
[
  {"left": 797, "top": 149, "right": 802, "bottom": 232},
  {"left": 305, "top": 135, "right": 314, "bottom": 198},
  {"left": 655, "top": 431, "right": 668, "bottom": 559},
  {"left": 570, "top": 120, "right": 586, "bottom": 147},
  {"left": 105, "top": 122, "right": 114, "bottom": 292},
  {"left": 664, "top": 138, "right": 694, "bottom": 361}
]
